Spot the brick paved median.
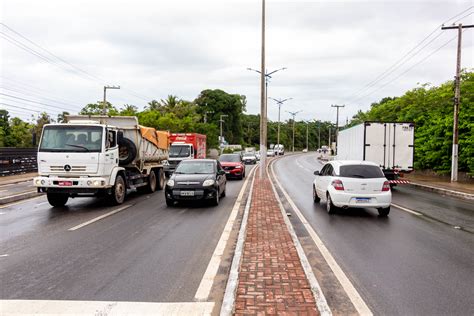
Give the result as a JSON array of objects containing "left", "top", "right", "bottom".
[{"left": 234, "top": 174, "right": 320, "bottom": 315}]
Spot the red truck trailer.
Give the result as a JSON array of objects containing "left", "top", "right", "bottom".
[{"left": 164, "top": 133, "right": 206, "bottom": 176}]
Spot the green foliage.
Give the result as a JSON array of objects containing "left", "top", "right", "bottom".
[
  {"left": 348, "top": 70, "right": 474, "bottom": 174},
  {"left": 79, "top": 102, "right": 118, "bottom": 115}
]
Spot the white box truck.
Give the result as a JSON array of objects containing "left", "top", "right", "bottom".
[
  {"left": 337, "top": 122, "right": 414, "bottom": 183},
  {"left": 34, "top": 115, "right": 169, "bottom": 207}
]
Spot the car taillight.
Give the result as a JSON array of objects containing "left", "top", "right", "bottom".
[
  {"left": 331, "top": 179, "right": 344, "bottom": 191},
  {"left": 382, "top": 181, "right": 390, "bottom": 191}
]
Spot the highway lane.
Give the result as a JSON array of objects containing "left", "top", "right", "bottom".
[
  {"left": 274, "top": 153, "right": 474, "bottom": 316},
  {"left": 1, "top": 166, "right": 254, "bottom": 303}
]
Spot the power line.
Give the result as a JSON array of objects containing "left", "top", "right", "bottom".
[
  {"left": 345, "top": 6, "right": 473, "bottom": 102},
  {"left": 352, "top": 32, "right": 460, "bottom": 103},
  {"left": 0, "top": 93, "right": 76, "bottom": 112},
  {"left": 0, "top": 86, "right": 83, "bottom": 108}
]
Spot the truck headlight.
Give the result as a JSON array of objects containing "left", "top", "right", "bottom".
[
  {"left": 163, "top": 160, "right": 169, "bottom": 166},
  {"left": 35, "top": 179, "right": 41, "bottom": 185},
  {"left": 167, "top": 179, "right": 175, "bottom": 187},
  {"left": 203, "top": 179, "right": 215, "bottom": 186}
]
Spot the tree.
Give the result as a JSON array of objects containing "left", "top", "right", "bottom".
[
  {"left": 57, "top": 111, "right": 70, "bottom": 123},
  {"left": 79, "top": 102, "right": 118, "bottom": 115}
]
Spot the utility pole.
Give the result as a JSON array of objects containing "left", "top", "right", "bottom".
[
  {"left": 103, "top": 85, "right": 120, "bottom": 115},
  {"left": 318, "top": 122, "right": 321, "bottom": 149},
  {"left": 305, "top": 121, "right": 309, "bottom": 151},
  {"left": 331, "top": 104, "right": 345, "bottom": 155},
  {"left": 219, "top": 114, "right": 228, "bottom": 148},
  {"left": 328, "top": 127, "right": 331, "bottom": 149},
  {"left": 441, "top": 23, "right": 474, "bottom": 182},
  {"left": 203, "top": 111, "right": 214, "bottom": 123},
  {"left": 270, "top": 97, "right": 292, "bottom": 149},
  {"left": 260, "top": 0, "right": 266, "bottom": 178},
  {"left": 287, "top": 110, "right": 302, "bottom": 152}
]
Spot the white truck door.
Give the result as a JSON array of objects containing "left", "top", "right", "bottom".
[
  {"left": 364, "top": 123, "right": 387, "bottom": 168},
  {"left": 391, "top": 123, "right": 414, "bottom": 171},
  {"left": 103, "top": 129, "right": 119, "bottom": 176}
]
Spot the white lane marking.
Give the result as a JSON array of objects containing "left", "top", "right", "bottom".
[
  {"left": 0, "top": 189, "right": 8, "bottom": 193},
  {"left": 0, "top": 190, "right": 37, "bottom": 199},
  {"left": 268, "top": 164, "right": 332, "bottom": 316},
  {"left": 0, "top": 195, "right": 44, "bottom": 209},
  {"left": 0, "top": 212, "right": 5, "bottom": 215},
  {"left": 220, "top": 173, "right": 256, "bottom": 316},
  {"left": 37, "top": 202, "right": 49, "bottom": 206},
  {"left": 270, "top": 162, "right": 373, "bottom": 316},
  {"left": 391, "top": 203, "right": 423, "bottom": 216},
  {"left": 1, "top": 300, "right": 214, "bottom": 315},
  {"left": 0, "top": 183, "right": 15, "bottom": 188},
  {"left": 68, "top": 205, "right": 132, "bottom": 231},
  {"left": 0, "top": 254, "right": 9, "bottom": 257},
  {"left": 194, "top": 166, "right": 257, "bottom": 301},
  {"left": 295, "top": 157, "right": 313, "bottom": 172}
]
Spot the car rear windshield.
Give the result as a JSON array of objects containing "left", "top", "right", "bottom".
[
  {"left": 175, "top": 161, "right": 215, "bottom": 174},
  {"left": 219, "top": 154, "right": 241, "bottom": 162},
  {"left": 339, "top": 165, "right": 385, "bottom": 178}
]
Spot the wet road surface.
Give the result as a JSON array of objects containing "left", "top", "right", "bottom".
[{"left": 274, "top": 153, "right": 474, "bottom": 315}]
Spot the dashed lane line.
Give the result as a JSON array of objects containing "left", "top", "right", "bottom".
[
  {"left": 391, "top": 203, "right": 423, "bottom": 216},
  {"left": 270, "top": 161, "right": 373, "bottom": 316},
  {"left": 68, "top": 204, "right": 133, "bottom": 231}
]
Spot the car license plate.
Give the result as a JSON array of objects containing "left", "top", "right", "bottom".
[
  {"left": 180, "top": 191, "right": 194, "bottom": 196},
  {"left": 58, "top": 181, "right": 73, "bottom": 186},
  {"left": 225, "top": 171, "right": 230, "bottom": 174},
  {"left": 355, "top": 198, "right": 370, "bottom": 203}
]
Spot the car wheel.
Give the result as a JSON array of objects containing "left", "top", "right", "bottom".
[
  {"left": 211, "top": 188, "right": 220, "bottom": 206},
  {"left": 378, "top": 207, "right": 390, "bottom": 217},
  {"left": 47, "top": 193, "right": 69, "bottom": 207},
  {"left": 326, "top": 193, "right": 337, "bottom": 214},
  {"left": 313, "top": 186, "right": 320, "bottom": 203},
  {"left": 221, "top": 185, "right": 226, "bottom": 197},
  {"left": 109, "top": 174, "right": 126, "bottom": 205},
  {"left": 165, "top": 197, "right": 174, "bottom": 207}
]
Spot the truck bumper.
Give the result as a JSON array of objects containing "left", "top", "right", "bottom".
[{"left": 34, "top": 176, "right": 111, "bottom": 194}]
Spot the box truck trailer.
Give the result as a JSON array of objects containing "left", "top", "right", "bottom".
[
  {"left": 34, "top": 115, "right": 169, "bottom": 206},
  {"left": 337, "top": 122, "right": 414, "bottom": 183}
]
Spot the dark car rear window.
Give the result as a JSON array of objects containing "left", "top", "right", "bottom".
[{"left": 339, "top": 165, "right": 385, "bottom": 178}]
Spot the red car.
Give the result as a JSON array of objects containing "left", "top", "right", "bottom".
[{"left": 218, "top": 154, "right": 246, "bottom": 180}]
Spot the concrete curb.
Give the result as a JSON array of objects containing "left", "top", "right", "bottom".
[
  {"left": 0, "top": 191, "right": 42, "bottom": 205},
  {"left": 0, "top": 176, "right": 36, "bottom": 186},
  {"left": 408, "top": 182, "right": 474, "bottom": 201}
]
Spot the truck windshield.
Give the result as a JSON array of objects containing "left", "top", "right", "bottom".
[
  {"left": 339, "top": 165, "right": 385, "bottom": 178},
  {"left": 39, "top": 125, "right": 103, "bottom": 153},
  {"left": 169, "top": 145, "right": 191, "bottom": 158}
]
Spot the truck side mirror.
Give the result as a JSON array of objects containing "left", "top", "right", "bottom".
[
  {"left": 117, "top": 131, "right": 124, "bottom": 143},
  {"left": 314, "top": 171, "right": 320, "bottom": 176}
]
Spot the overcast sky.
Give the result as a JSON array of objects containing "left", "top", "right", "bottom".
[{"left": 1, "top": 0, "right": 473, "bottom": 125}]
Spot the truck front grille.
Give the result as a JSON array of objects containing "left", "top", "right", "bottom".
[{"left": 50, "top": 165, "right": 87, "bottom": 172}]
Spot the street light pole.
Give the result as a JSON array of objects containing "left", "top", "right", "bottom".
[
  {"left": 306, "top": 121, "right": 309, "bottom": 151},
  {"left": 287, "top": 110, "right": 302, "bottom": 152},
  {"left": 219, "top": 114, "right": 228, "bottom": 148},
  {"left": 103, "top": 85, "right": 120, "bottom": 115},
  {"left": 270, "top": 97, "right": 292, "bottom": 149},
  {"left": 318, "top": 122, "right": 321, "bottom": 149}
]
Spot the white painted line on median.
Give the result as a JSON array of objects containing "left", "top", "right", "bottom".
[
  {"left": 68, "top": 204, "right": 132, "bottom": 231},
  {"left": 194, "top": 166, "right": 257, "bottom": 302},
  {"left": 270, "top": 162, "right": 373, "bottom": 316},
  {"left": 0, "top": 189, "right": 8, "bottom": 193},
  {"left": 220, "top": 173, "right": 255, "bottom": 316},
  {"left": 1, "top": 300, "right": 214, "bottom": 315},
  {"left": 268, "top": 163, "right": 332, "bottom": 316},
  {"left": 391, "top": 203, "right": 423, "bottom": 216},
  {"left": 0, "top": 195, "right": 44, "bottom": 209},
  {"left": 0, "top": 190, "right": 37, "bottom": 199},
  {"left": 0, "top": 254, "right": 9, "bottom": 257}
]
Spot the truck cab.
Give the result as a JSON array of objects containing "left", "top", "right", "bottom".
[{"left": 164, "top": 133, "right": 206, "bottom": 176}]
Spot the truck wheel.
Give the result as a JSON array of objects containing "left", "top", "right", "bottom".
[
  {"left": 109, "top": 174, "right": 126, "bottom": 205},
  {"left": 47, "top": 193, "right": 69, "bottom": 207},
  {"left": 118, "top": 137, "right": 137, "bottom": 165},
  {"left": 146, "top": 170, "right": 157, "bottom": 193},
  {"left": 157, "top": 169, "right": 165, "bottom": 190},
  {"left": 313, "top": 186, "right": 320, "bottom": 203},
  {"left": 326, "top": 193, "right": 337, "bottom": 214},
  {"left": 378, "top": 207, "right": 390, "bottom": 217}
]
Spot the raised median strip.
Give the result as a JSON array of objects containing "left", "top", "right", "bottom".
[
  {"left": 408, "top": 182, "right": 474, "bottom": 200},
  {"left": 226, "top": 165, "right": 329, "bottom": 315},
  {"left": 0, "top": 190, "right": 41, "bottom": 205}
]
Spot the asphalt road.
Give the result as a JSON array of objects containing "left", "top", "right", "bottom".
[
  {"left": 1, "top": 166, "right": 253, "bottom": 303},
  {"left": 274, "top": 153, "right": 474, "bottom": 316}
]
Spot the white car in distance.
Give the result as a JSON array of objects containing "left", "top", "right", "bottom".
[{"left": 313, "top": 160, "right": 391, "bottom": 216}]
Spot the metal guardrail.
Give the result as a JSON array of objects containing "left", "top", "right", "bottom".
[{"left": 0, "top": 148, "right": 38, "bottom": 176}]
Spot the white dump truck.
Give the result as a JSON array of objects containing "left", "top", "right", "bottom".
[
  {"left": 34, "top": 115, "right": 169, "bottom": 207},
  {"left": 337, "top": 122, "right": 414, "bottom": 184}
]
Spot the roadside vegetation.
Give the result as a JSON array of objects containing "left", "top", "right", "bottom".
[{"left": 1, "top": 71, "right": 472, "bottom": 174}]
